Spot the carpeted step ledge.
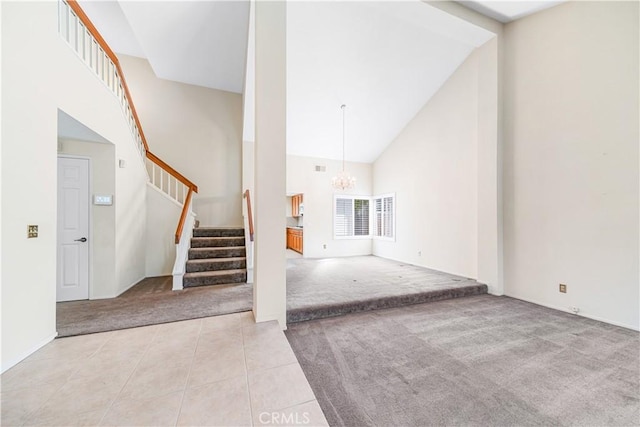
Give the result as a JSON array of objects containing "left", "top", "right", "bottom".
[
  {"left": 184, "top": 269, "right": 247, "bottom": 287},
  {"left": 286, "top": 284, "right": 488, "bottom": 323}
]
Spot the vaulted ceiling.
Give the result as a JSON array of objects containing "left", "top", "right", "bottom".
[
  {"left": 286, "top": 1, "right": 493, "bottom": 162},
  {"left": 459, "top": 1, "right": 566, "bottom": 23},
  {"left": 79, "top": 0, "right": 564, "bottom": 163},
  {"left": 79, "top": 1, "right": 250, "bottom": 93}
]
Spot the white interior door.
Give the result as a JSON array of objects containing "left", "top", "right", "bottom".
[{"left": 57, "top": 157, "right": 90, "bottom": 301}]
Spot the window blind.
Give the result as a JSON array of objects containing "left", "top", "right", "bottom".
[
  {"left": 354, "top": 199, "right": 370, "bottom": 236},
  {"left": 383, "top": 196, "right": 393, "bottom": 238},
  {"left": 373, "top": 195, "right": 394, "bottom": 239},
  {"left": 334, "top": 194, "right": 393, "bottom": 239},
  {"left": 334, "top": 198, "right": 354, "bottom": 237}
]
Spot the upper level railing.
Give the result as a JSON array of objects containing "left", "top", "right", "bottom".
[
  {"left": 60, "top": 0, "right": 147, "bottom": 157},
  {"left": 59, "top": 0, "right": 197, "bottom": 244}
]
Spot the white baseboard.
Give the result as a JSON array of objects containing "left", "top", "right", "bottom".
[
  {"left": 506, "top": 293, "right": 639, "bottom": 331},
  {"left": 487, "top": 288, "right": 504, "bottom": 296},
  {"left": 1, "top": 332, "right": 58, "bottom": 374},
  {"left": 89, "top": 275, "right": 146, "bottom": 300},
  {"left": 116, "top": 275, "right": 146, "bottom": 297}
]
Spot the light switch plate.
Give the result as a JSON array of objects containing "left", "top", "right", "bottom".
[
  {"left": 94, "top": 195, "right": 113, "bottom": 206},
  {"left": 28, "top": 225, "right": 38, "bottom": 238}
]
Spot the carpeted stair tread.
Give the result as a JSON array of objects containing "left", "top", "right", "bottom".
[
  {"left": 286, "top": 284, "right": 488, "bottom": 323},
  {"left": 193, "top": 227, "right": 245, "bottom": 238},
  {"left": 186, "top": 257, "right": 247, "bottom": 273},
  {"left": 184, "top": 269, "right": 247, "bottom": 287},
  {"left": 191, "top": 236, "right": 245, "bottom": 248},
  {"left": 184, "top": 227, "right": 247, "bottom": 288},
  {"left": 185, "top": 269, "right": 247, "bottom": 277},
  {"left": 189, "top": 246, "right": 246, "bottom": 259}
]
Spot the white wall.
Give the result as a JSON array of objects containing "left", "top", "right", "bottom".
[
  {"left": 119, "top": 55, "right": 244, "bottom": 227},
  {"left": 1, "top": 2, "right": 147, "bottom": 371},
  {"left": 426, "top": 0, "right": 504, "bottom": 294},
  {"left": 145, "top": 184, "right": 182, "bottom": 277},
  {"left": 287, "top": 155, "right": 373, "bottom": 258},
  {"left": 253, "top": 0, "right": 287, "bottom": 327},
  {"left": 503, "top": 1, "right": 639, "bottom": 330},
  {"left": 58, "top": 138, "right": 117, "bottom": 299},
  {"left": 373, "top": 43, "right": 496, "bottom": 279},
  {"left": 242, "top": 140, "right": 255, "bottom": 233},
  {"left": 285, "top": 196, "right": 293, "bottom": 218}
]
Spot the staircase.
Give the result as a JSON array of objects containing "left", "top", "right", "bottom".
[{"left": 184, "top": 228, "right": 248, "bottom": 288}]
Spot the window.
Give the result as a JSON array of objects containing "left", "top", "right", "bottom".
[
  {"left": 354, "top": 199, "right": 370, "bottom": 236},
  {"left": 334, "top": 196, "right": 370, "bottom": 238},
  {"left": 333, "top": 194, "right": 394, "bottom": 239},
  {"left": 373, "top": 194, "right": 395, "bottom": 239}
]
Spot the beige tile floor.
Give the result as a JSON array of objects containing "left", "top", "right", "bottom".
[{"left": 1, "top": 312, "right": 329, "bottom": 427}]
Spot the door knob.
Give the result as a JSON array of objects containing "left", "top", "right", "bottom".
[{"left": 74, "top": 237, "right": 87, "bottom": 242}]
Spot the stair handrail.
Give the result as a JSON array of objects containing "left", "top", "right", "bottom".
[
  {"left": 176, "top": 189, "right": 195, "bottom": 244},
  {"left": 146, "top": 151, "right": 198, "bottom": 192},
  {"left": 243, "top": 190, "right": 254, "bottom": 242},
  {"left": 146, "top": 152, "right": 198, "bottom": 243},
  {"left": 62, "top": 0, "right": 198, "bottom": 244}
]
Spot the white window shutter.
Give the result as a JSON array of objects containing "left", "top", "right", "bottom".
[
  {"left": 375, "top": 198, "right": 383, "bottom": 236},
  {"left": 354, "top": 199, "right": 370, "bottom": 236},
  {"left": 335, "top": 198, "right": 353, "bottom": 237},
  {"left": 383, "top": 196, "right": 394, "bottom": 238}
]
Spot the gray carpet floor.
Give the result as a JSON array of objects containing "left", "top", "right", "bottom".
[
  {"left": 58, "top": 256, "right": 484, "bottom": 337},
  {"left": 56, "top": 276, "right": 252, "bottom": 337},
  {"left": 286, "top": 256, "right": 484, "bottom": 322},
  {"left": 285, "top": 294, "right": 640, "bottom": 427}
]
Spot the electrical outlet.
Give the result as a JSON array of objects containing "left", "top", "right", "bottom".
[
  {"left": 417, "top": 250, "right": 422, "bottom": 256},
  {"left": 571, "top": 306, "right": 580, "bottom": 314},
  {"left": 28, "top": 225, "right": 38, "bottom": 238},
  {"left": 559, "top": 283, "right": 567, "bottom": 293},
  {"left": 323, "top": 244, "right": 327, "bottom": 249}
]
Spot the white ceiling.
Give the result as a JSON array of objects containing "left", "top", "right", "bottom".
[
  {"left": 79, "top": 1, "right": 249, "bottom": 93},
  {"left": 58, "top": 110, "right": 111, "bottom": 144},
  {"left": 75, "top": 1, "right": 145, "bottom": 58},
  {"left": 79, "top": 1, "right": 500, "bottom": 163},
  {"left": 460, "top": 1, "right": 566, "bottom": 23},
  {"left": 286, "top": 1, "right": 494, "bottom": 163}
]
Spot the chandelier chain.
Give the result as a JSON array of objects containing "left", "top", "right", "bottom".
[
  {"left": 332, "top": 104, "right": 356, "bottom": 190},
  {"left": 342, "top": 104, "right": 346, "bottom": 172}
]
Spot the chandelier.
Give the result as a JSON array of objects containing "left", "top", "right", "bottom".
[{"left": 332, "top": 104, "right": 356, "bottom": 190}]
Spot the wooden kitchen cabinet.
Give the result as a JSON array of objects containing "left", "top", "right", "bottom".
[
  {"left": 286, "top": 227, "right": 303, "bottom": 254},
  {"left": 292, "top": 194, "right": 303, "bottom": 217}
]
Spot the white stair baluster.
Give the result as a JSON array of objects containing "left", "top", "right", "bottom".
[
  {"left": 85, "top": 29, "right": 91, "bottom": 62},
  {"left": 68, "top": 11, "right": 76, "bottom": 47}
]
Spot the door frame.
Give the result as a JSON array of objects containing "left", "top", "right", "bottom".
[{"left": 57, "top": 154, "right": 93, "bottom": 300}]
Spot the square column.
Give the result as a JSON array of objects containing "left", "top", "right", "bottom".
[{"left": 253, "top": 0, "right": 287, "bottom": 327}]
